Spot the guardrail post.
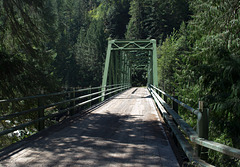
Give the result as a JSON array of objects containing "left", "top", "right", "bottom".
[
  {"left": 156, "top": 87, "right": 162, "bottom": 97},
  {"left": 197, "top": 101, "right": 209, "bottom": 160},
  {"left": 88, "top": 86, "right": 92, "bottom": 108},
  {"left": 101, "top": 86, "right": 106, "bottom": 101},
  {"left": 171, "top": 96, "right": 179, "bottom": 145},
  {"left": 159, "top": 91, "right": 162, "bottom": 97},
  {"left": 37, "top": 90, "right": 45, "bottom": 131},
  {"left": 172, "top": 96, "right": 178, "bottom": 114},
  {"left": 164, "top": 94, "right": 168, "bottom": 104},
  {"left": 70, "top": 88, "right": 76, "bottom": 116}
]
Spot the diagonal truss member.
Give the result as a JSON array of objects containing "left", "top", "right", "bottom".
[{"left": 101, "top": 39, "right": 158, "bottom": 100}]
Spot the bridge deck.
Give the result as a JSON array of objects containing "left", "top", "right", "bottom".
[{"left": 0, "top": 88, "right": 179, "bottom": 167}]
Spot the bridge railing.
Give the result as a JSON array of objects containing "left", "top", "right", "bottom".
[
  {"left": 0, "top": 84, "right": 130, "bottom": 149},
  {"left": 148, "top": 85, "right": 240, "bottom": 167}
]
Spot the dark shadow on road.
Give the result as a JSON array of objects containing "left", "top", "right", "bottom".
[
  {"left": 0, "top": 112, "right": 177, "bottom": 166},
  {"left": 0, "top": 88, "right": 179, "bottom": 167},
  {"left": 113, "top": 95, "right": 152, "bottom": 99}
]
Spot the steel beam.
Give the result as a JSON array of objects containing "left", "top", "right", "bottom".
[
  {"left": 151, "top": 39, "right": 158, "bottom": 87},
  {"left": 101, "top": 40, "right": 112, "bottom": 101}
]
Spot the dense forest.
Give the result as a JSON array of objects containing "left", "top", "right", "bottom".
[{"left": 0, "top": 0, "right": 239, "bottom": 166}]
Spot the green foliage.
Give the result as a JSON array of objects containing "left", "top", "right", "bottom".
[
  {"left": 104, "top": 0, "right": 130, "bottom": 39},
  {"left": 126, "top": 0, "right": 190, "bottom": 41},
  {"left": 0, "top": 0, "right": 60, "bottom": 98},
  {"left": 2, "top": 1, "right": 239, "bottom": 166},
  {"left": 75, "top": 19, "right": 107, "bottom": 87},
  {"left": 158, "top": 31, "right": 179, "bottom": 92},
  {"left": 0, "top": 0, "right": 60, "bottom": 149},
  {"left": 188, "top": 1, "right": 240, "bottom": 166},
  {"left": 125, "top": 0, "right": 144, "bottom": 39},
  {"left": 53, "top": 0, "right": 130, "bottom": 87},
  {"left": 158, "top": 0, "right": 240, "bottom": 166}
]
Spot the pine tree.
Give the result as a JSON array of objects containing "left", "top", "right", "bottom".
[
  {"left": 158, "top": 0, "right": 240, "bottom": 165},
  {"left": 125, "top": 0, "right": 144, "bottom": 39},
  {"left": 126, "top": 0, "right": 190, "bottom": 41},
  {"left": 75, "top": 19, "right": 106, "bottom": 87},
  {"left": 187, "top": 1, "right": 240, "bottom": 165},
  {"left": 0, "top": 0, "right": 59, "bottom": 98}
]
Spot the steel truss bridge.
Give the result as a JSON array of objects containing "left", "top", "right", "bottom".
[
  {"left": 101, "top": 39, "right": 158, "bottom": 101},
  {"left": 0, "top": 40, "right": 239, "bottom": 167}
]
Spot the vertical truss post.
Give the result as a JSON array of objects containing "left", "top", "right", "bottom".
[
  {"left": 120, "top": 51, "right": 124, "bottom": 84},
  {"left": 147, "top": 53, "right": 151, "bottom": 86},
  {"left": 108, "top": 59, "right": 112, "bottom": 86},
  {"left": 149, "top": 52, "right": 153, "bottom": 85},
  {"left": 101, "top": 40, "right": 113, "bottom": 101},
  {"left": 151, "top": 39, "right": 158, "bottom": 87},
  {"left": 112, "top": 51, "right": 117, "bottom": 85},
  {"left": 127, "top": 55, "right": 130, "bottom": 85},
  {"left": 115, "top": 51, "right": 120, "bottom": 84},
  {"left": 122, "top": 52, "right": 125, "bottom": 85},
  {"left": 109, "top": 51, "right": 115, "bottom": 85},
  {"left": 130, "top": 62, "right": 132, "bottom": 86},
  {"left": 124, "top": 52, "right": 127, "bottom": 85}
]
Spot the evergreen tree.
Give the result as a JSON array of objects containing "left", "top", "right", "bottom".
[
  {"left": 0, "top": 0, "right": 60, "bottom": 149},
  {"left": 105, "top": 1, "right": 130, "bottom": 39},
  {"left": 125, "top": 0, "right": 145, "bottom": 39},
  {"left": 126, "top": 0, "right": 190, "bottom": 41},
  {"left": 0, "top": 0, "right": 59, "bottom": 98},
  {"left": 89, "top": 0, "right": 130, "bottom": 39},
  {"left": 187, "top": 1, "right": 240, "bottom": 165},
  {"left": 53, "top": 0, "right": 91, "bottom": 87},
  {"left": 75, "top": 19, "right": 106, "bottom": 87},
  {"left": 158, "top": 0, "right": 240, "bottom": 166}
]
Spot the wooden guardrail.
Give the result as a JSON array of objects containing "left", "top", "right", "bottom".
[
  {"left": 0, "top": 84, "right": 130, "bottom": 144},
  {"left": 148, "top": 85, "right": 240, "bottom": 167}
]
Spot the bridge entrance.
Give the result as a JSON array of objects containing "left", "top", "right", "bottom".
[
  {"left": 131, "top": 69, "right": 147, "bottom": 87},
  {"left": 101, "top": 40, "right": 158, "bottom": 99}
]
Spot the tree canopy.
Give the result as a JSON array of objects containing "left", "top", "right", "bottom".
[{"left": 0, "top": 0, "right": 240, "bottom": 166}]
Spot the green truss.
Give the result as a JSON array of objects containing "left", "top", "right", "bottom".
[{"left": 101, "top": 39, "right": 158, "bottom": 100}]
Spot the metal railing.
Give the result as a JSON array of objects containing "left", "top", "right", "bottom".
[
  {"left": 0, "top": 84, "right": 130, "bottom": 146},
  {"left": 148, "top": 85, "right": 240, "bottom": 167}
]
